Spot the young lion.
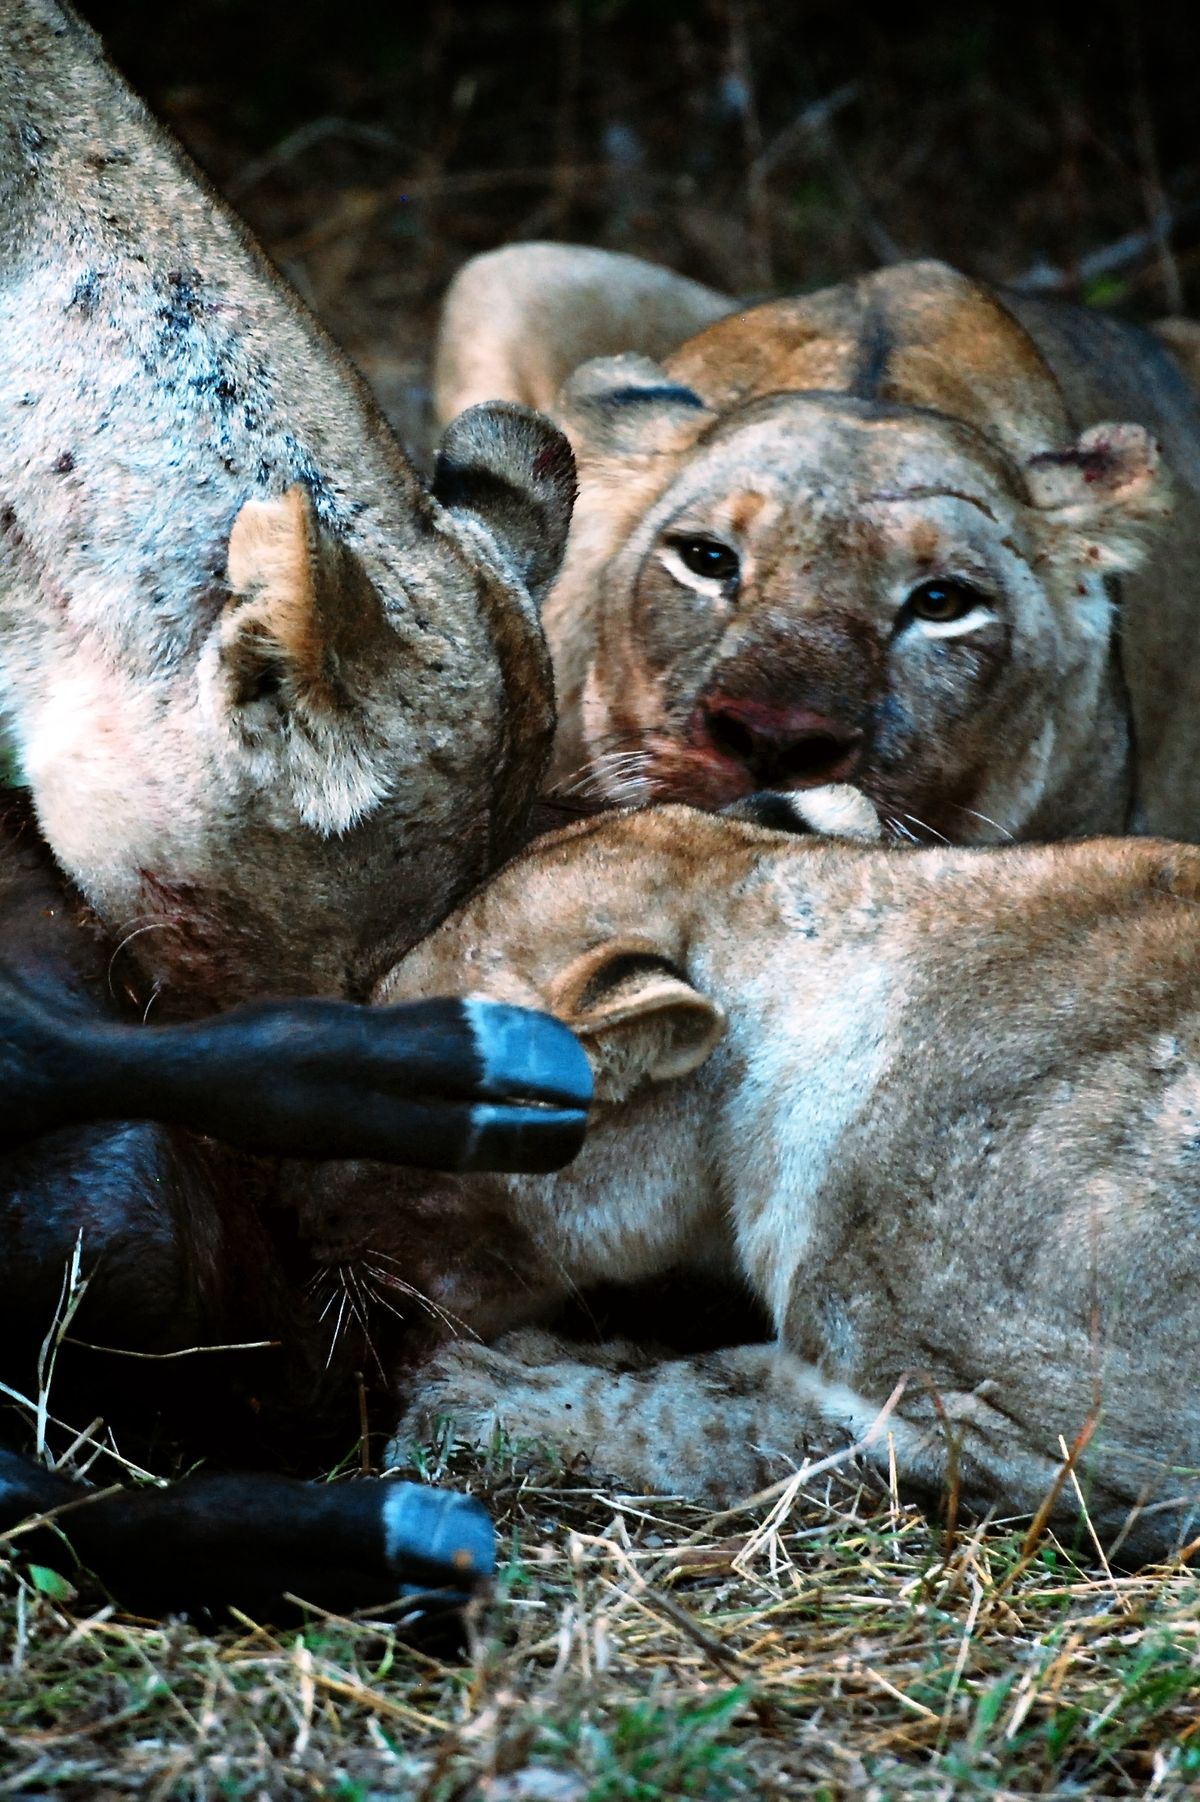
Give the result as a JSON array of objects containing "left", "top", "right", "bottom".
[
  {"left": 0, "top": 7, "right": 575, "bottom": 1010},
  {"left": 436, "top": 244, "right": 1200, "bottom": 848},
  {"left": 381, "top": 804, "right": 1200, "bottom": 1563}
]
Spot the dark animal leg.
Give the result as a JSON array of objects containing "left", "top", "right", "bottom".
[
  {"left": 0, "top": 1448, "right": 493, "bottom": 1627},
  {"left": 0, "top": 791, "right": 591, "bottom": 1173},
  {"left": 0, "top": 986, "right": 592, "bottom": 1171},
  {"left": 0, "top": 802, "right": 583, "bottom": 1626}
]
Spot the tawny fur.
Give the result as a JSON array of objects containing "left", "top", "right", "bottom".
[
  {"left": 436, "top": 245, "right": 1200, "bottom": 848},
  {"left": 383, "top": 806, "right": 1200, "bottom": 1563}
]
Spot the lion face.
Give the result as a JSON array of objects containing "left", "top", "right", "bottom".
[{"left": 549, "top": 345, "right": 1168, "bottom": 848}]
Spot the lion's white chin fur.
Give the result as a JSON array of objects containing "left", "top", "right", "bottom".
[{"left": 775, "top": 784, "right": 883, "bottom": 841}]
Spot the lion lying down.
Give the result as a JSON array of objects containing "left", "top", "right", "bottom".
[{"left": 378, "top": 804, "right": 1200, "bottom": 1565}]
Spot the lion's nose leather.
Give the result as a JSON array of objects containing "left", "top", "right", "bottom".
[{"left": 695, "top": 694, "right": 864, "bottom": 789}]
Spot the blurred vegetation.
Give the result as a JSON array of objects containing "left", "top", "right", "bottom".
[{"left": 75, "top": 0, "right": 1200, "bottom": 444}]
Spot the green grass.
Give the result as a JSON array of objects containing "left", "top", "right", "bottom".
[{"left": 3, "top": 1434, "right": 1200, "bottom": 1799}]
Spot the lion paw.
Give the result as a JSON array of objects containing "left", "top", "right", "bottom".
[{"left": 387, "top": 1332, "right": 595, "bottom": 1469}]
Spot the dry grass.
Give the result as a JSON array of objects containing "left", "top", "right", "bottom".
[
  {"left": 7, "top": 8, "right": 1200, "bottom": 1795},
  {"left": 4, "top": 1431, "right": 1200, "bottom": 1798}
]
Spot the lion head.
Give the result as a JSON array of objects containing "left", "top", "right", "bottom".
[{"left": 543, "top": 262, "right": 1172, "bottom": 846}]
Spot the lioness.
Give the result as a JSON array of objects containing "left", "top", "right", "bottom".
[
  {"left": 379, "top": 804, "right": 1200, "bottom": 1562},
  {"left": 0, "top": 6, "right": 575, "bottom": 1009},
  {"left": 436, "top": 244, "right": 1200, "bottom": 847}
]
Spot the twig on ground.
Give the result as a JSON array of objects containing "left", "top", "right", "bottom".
[{"left": 61, "top": 1339, "right": 279, "bottom": 1360}]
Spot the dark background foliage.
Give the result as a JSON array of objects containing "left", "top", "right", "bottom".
[{"left": 76, "top": 0, "right": 1200, "bottom": 449}]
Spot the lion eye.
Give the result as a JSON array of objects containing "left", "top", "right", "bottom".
[
  {"left": 905, "top": 579, "right": 983, "bottom": 623},
  {"left": 670, "top": 537, "right": 740, "bottom": 584}
]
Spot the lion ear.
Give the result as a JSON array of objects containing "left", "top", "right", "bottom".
[
  {"left": 547, "top": 937, "right": 725, "bottom": 1105},
  {"left": 558, "top": 354, "right": 716, "bottom": 463},
  {"left": 222, "top": 485, "right": 386, "bottom": 713},
  {"left": 432, "top": 401, "right": 577, "bottom": 607},
  {"left": 1025, "top": 423, "right": 1172, "bottom": 574}
]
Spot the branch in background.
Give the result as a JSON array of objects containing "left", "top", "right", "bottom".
[
  {"left": 412, "top": 3, "right": 472, "bottom": 291},
  {"left": 1123, "top": 0, "right": 1183, "bottom": 314},
  {"left": 821, "top": 128, "right": 906, "bottom": 267},
  {"left": 228, "top": 119, "right": 402, "bottom": 201},
  {"left": 550, "top": 0, "right": 583, "bottom": 237},
  {"left": 749, "top": 82, "right": 860, "bottom": 184},
  {"left": 751, "top": 77, "right": 903, "bottom": 269},
  {"left": 725, "top": 0, "right": 773, "bottom": 291},
  {"left": 1013, "top": 202, "right": 1200, "bottom": 297},
  {"left": 273, "top": 164, "right": 658, "bottom": 262}
]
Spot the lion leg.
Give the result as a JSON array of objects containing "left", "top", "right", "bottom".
[{"left": 390, "top": 1329, "right": 858, "bottom": 1504}]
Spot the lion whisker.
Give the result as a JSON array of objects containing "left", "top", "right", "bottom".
[
  {"left": 325, "top": 1283, "right": 350, "bottom": 1370},
  {"left": 362, "top": 1261, "right": 479, "bottom": 1341},
  {"left": 881, "top": 813, "right": 919, "bottom": 845},
  {"left": 345, "top": 1264, "right": 386, "bottom": 1379},
  {"left": 549, "top": 727, "right": 661, "bottom": 804},
  {"left": 898, "top": 811, "right": 951, "bottom": 846},
  {"left": 953, "top": 803, "right": 1016, "bottom": 841},
  {"left": 555, "top": 748, "right": 653, "bottom": 804},
  {"left": 359, "top": 1279, "right": 413, "bottom": 1332},
  {"left": 106, "top": 920, "right": 172, "bottom": 998}
]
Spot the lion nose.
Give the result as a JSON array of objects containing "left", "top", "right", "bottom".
[{"left": 697, "top": 695, "right": 863, "bottom": 789}]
